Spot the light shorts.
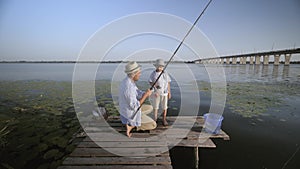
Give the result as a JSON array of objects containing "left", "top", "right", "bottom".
[{"left": 151, "top": 93, "right": 168, "bottom": 110}]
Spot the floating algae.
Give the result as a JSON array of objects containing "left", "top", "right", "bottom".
[
  {"left": 0, "top": 80, "right": 134, "bottom": 168},
  {"left": 0, "top": 80, "right": 80, "bottom": 169},
  {"left": 226, "top": 82, "right": 300, "bottom": 117},
  {"left": 196, "top": 81, "right": 300, "bottom": 117}
]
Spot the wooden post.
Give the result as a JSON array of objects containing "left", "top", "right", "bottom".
[{"left": 194, "top": 146, "right": 199, "bottom": 169}]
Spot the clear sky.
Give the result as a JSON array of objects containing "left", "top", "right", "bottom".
[{"left": 0, "top": 0, "right": 299, "bottom": 61}]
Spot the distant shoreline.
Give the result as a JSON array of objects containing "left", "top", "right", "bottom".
[
  {"left": 0, "top": 60, "right": 195, "bottom": 64},
  {"left": 1, "top": 61, "right": 299, "bottom": 64}
]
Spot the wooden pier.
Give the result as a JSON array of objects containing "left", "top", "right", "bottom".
[{"left": 58, "top": 116, "right": 229, "bottom": 169}]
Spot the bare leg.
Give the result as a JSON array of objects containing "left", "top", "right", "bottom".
[
  {"left": 162, "top": 109, "right": 168, "bottom": 126},
  {"left": 153, "top": 109, "right": 158, "bottom": 122},
  {"left": 126, "top": 124, "right": 135, "bottom": 137}
]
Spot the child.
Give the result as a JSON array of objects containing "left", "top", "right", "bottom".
[{"left": 149, "top": 59, "right": 171, "bottom": 126}]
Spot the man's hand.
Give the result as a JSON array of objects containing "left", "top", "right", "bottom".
[
  {"left": 145, "top": 89, "right": 153, "bottom": 97},
  {"left": 139, "top": 89, "right": 152, "bottom": 105}
]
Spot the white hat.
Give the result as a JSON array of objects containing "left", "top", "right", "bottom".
[
  {"left": 153, "top": 59, "right": 165, "bottom": 67},
  {"left": 125, "top": 61, "right": 141, "bottom": 74}
]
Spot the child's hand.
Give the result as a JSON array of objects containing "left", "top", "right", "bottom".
[
  {"left": 168, "top": 92, "right": 171, "bottom": 99},
  {"left": 155, "top": 92, "right": 159, "bottom": 97},
  {"left": 145, "top": 89, "right": 152, "bottom": 97}
]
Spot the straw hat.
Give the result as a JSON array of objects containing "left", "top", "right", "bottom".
[
  {"left": 125, "top": 61, "right": 141, "bottom": 74},
  {"left": 153, "top": 59, "right": 165, "bottom": 67}
]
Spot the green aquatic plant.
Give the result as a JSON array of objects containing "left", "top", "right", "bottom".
[
  {"left": 0, "top": 125, "right": 10, "bottom": 147},
  {"left": 225, "top": 82, "right": 298, "bottom": 117},
  {"left": 0, "top": 80, "right": 81, "bottom": 168},
  {"left": 0, "top": 80, "right": 135, "bottom": 168},
  {"left": 196, "top": 81, "right": 300, "bottom": 117}
]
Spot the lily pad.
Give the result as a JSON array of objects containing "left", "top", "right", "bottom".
[{"left": 43, "top": 149, "right": 60, "bottom": 160}]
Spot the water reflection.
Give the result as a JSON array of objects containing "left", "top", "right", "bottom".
[
  {"left": 254, "top": 65, "right": 260, "bottom": 75},
  {"left": 261, "top": 65, "right": 269, "bottom": 77},
  {"left": 238, "top": 65, "right": 246, "bottom": 75},
  {"left": 272, "top": 65, "right": 279, "bottom": 79},
  {"left": 247, "top": 64, "right": 254, "bottom": 74},
  {"left": 282, "top": 65, "right": 290, "bottom": 79},
  {"left": 224, "top": 64, "right": 295, "bottom": 83}
]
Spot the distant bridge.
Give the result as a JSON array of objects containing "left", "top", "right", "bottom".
[{"left": 195, "top": 48, "right": 300, "bottom": 65}]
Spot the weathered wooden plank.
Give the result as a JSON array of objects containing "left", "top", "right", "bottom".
[
  {"left": 150, "top": 128, "right": 229, "bottom": 141},
  {"left": 70, "top": 147, "right": 170, "bottom": 157},
  {"left": 58, "top": 116, "right": 231, "bottom": 169},
  {"left": 174, "top": 138, "right": 216, "bottom": 148},
  {"left": 83, "top": 122, "right": 123, "bottom": 127},
  {"left": 79, "top": 137, "right": 214, "bottom": 148},
  {"left": 86, "top": 133, "right": 165, "bottom": 142},
  {"left": 62, "top": 156, "right": 171, "bottom": 165},
  {"left": 151, "top": 128, "right": 191, "bottom": 135},
  {"left": 78, "top": 140, "right": 168, "bottom": 148},
  {"left": 69, "top": 147, "right": 169, "bottom": 157},
  {"left": 58, "top": 165, "right": 172, "bottom": 169},
  {"left": 168, "top": 138, "right": 216, "bottom": 148},
  {"left": 189, "top": 130, "right": 230, "bottom": 140},
  {"left": 84, "top": 126, "right": 125, "bottom": 132},
  {"left": 83, "top": 136, "right": 160, "bottom": 142},
  {"left": 70, "top": 148, "right": 115, "bottom": 157},
  {"left": 84, "top": 129, "right": 229, "bottom": 141}
]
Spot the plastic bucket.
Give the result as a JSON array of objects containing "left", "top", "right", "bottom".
[{"left": 203, "top": 113, "right": 224, "bottom": 134}]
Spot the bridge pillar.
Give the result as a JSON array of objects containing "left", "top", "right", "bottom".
[
  {"left": 232, "top": 57, "right": 237, "bottom": 65},
  {"left": 226, "top": 58, "right": 230, "bottom": 64},
  {"left": 274, "top": 54, "right": 280, "bottom": 65},
  {"left": 263, "top": 55, "right": 269, "bottom": 65},
  {"left": 241, "top": 57, "right": 247, "bottom": 64},
  {"left": 239, "top": 57, "right": 243, "bottom": 64},
  {"left": 220, "top": 58, "right": 224, "bottom": 64},
  {"left": 217, "top": 58, "right": 221, "bottom": 64},
  {"left": 249, "top": 56, "right": 255, "bottom": 64},
  {"left": 255, "top": 55, "right": 261, "bottom": 65},
  {"left": 212, "top": 59, "right": 216, "bottom": 64},
  {"left": 284, "top": 54, "right": 292, "bottom": 65}
]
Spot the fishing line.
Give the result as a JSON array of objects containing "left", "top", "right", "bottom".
[{"left": 131, "top": 0, "right": 213, "bottom": 119}]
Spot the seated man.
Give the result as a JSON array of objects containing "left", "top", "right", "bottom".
[{"left": 118, "top": 61, "right": 157, "bottom": 137}]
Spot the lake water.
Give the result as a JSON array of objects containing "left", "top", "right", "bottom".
[
  {"left": 1, "top": 63, "right": 299, "bottom": 83},
  {"left": 0, "top": 63, "right": 299, "bottom": 169}
]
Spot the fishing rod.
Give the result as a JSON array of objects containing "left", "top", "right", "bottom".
[{"left": 132, "top": 0, "right": 213, "bottom": 119}]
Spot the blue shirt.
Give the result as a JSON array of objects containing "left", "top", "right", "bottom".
[{"left": 118, "top": 76, "right": 144, "bottom": 126}]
